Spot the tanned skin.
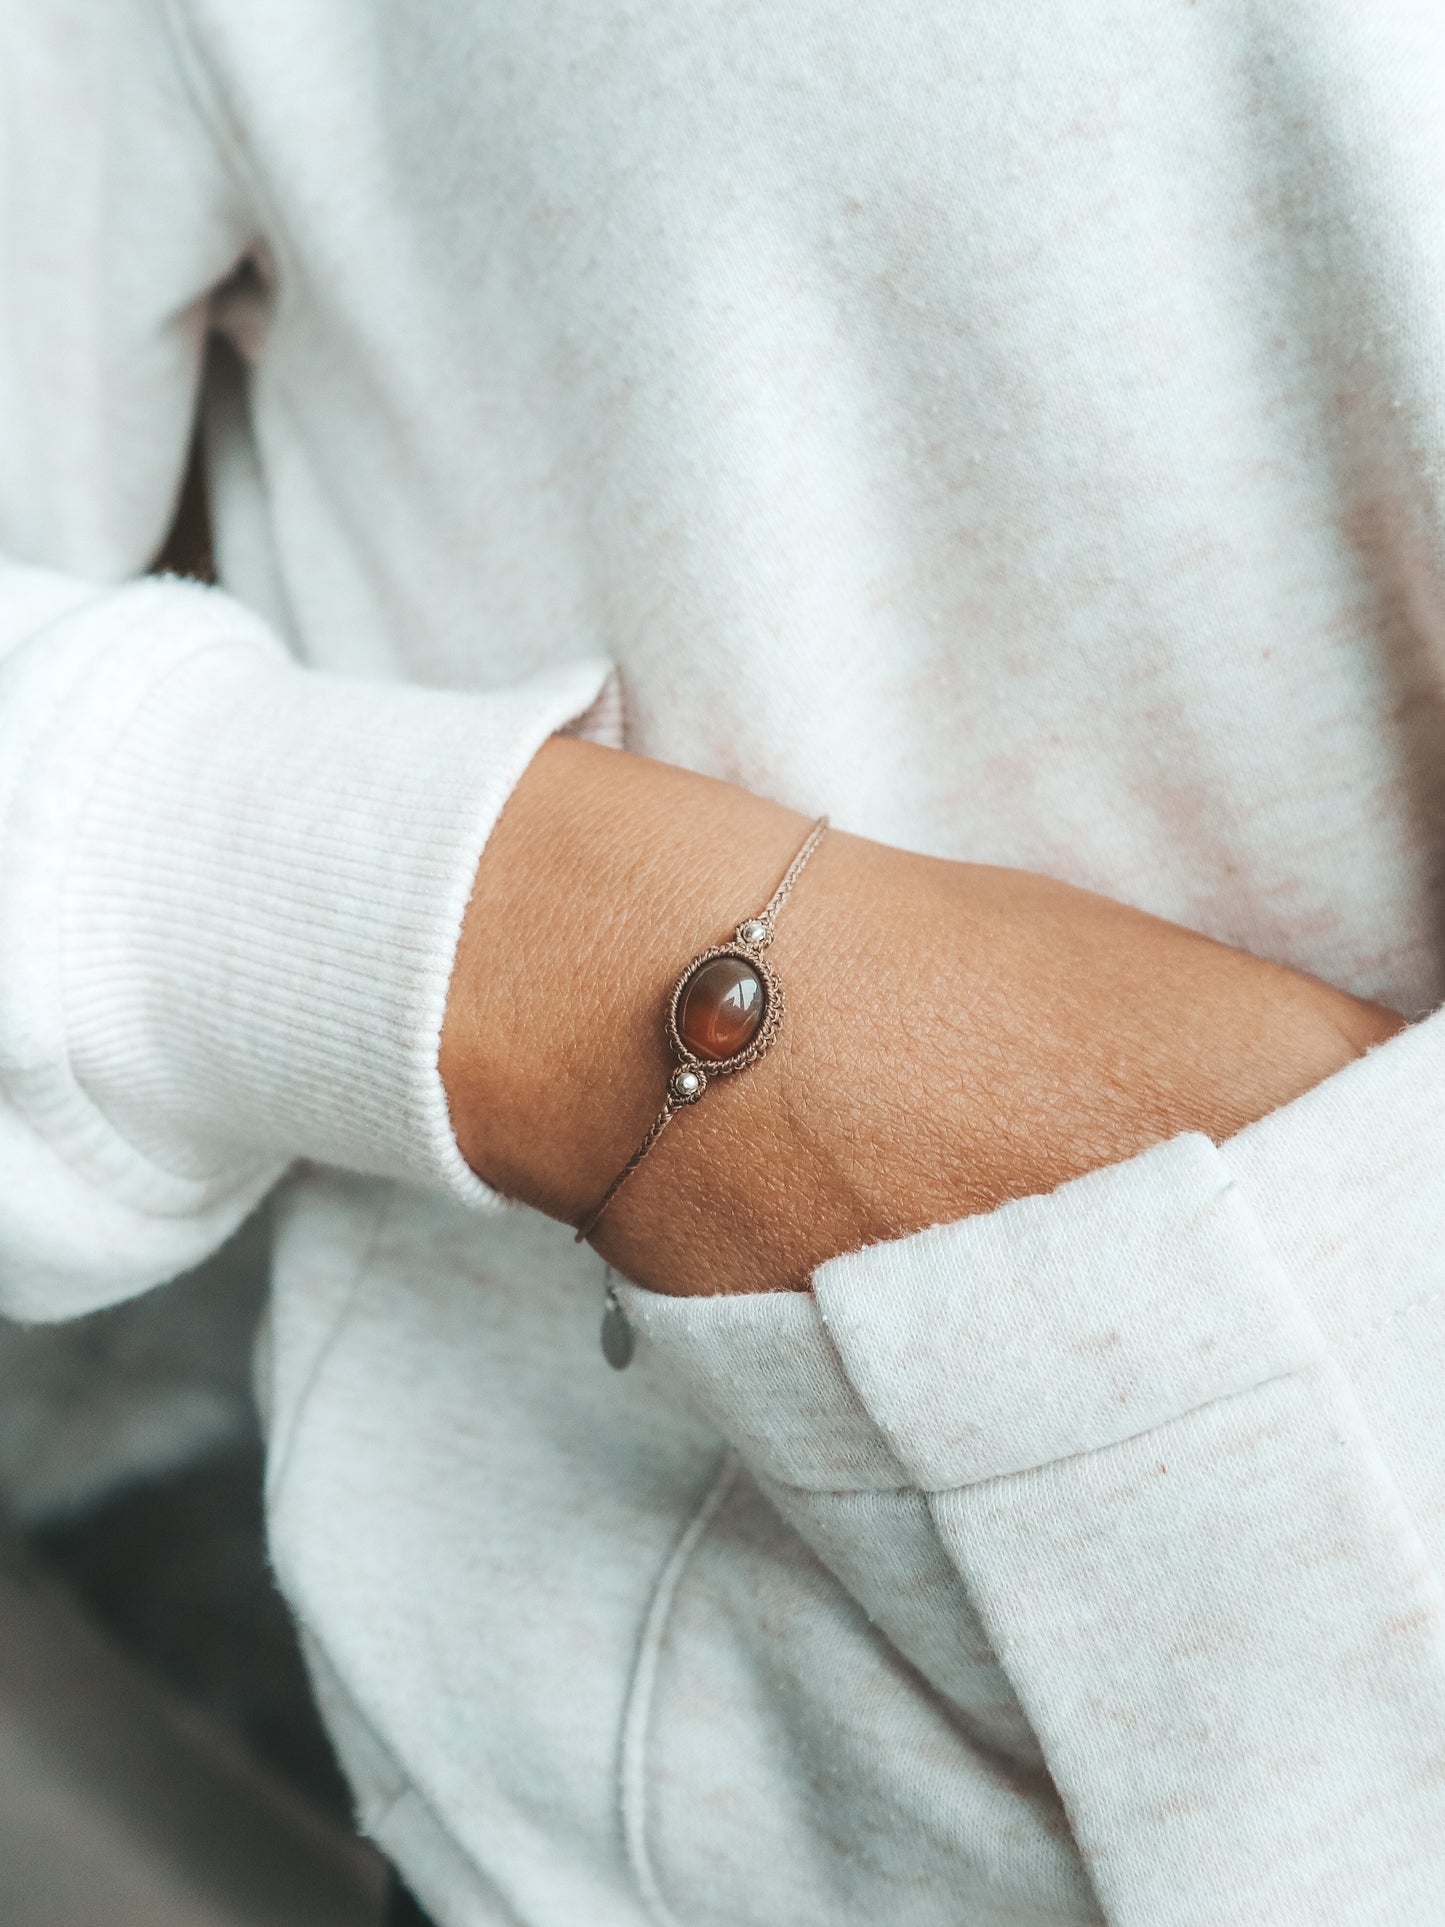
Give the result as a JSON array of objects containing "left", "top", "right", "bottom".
[{"left": 441, "top": 738, "right": 1402, "bottom": 1298}]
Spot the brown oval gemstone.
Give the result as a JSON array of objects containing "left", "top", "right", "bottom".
[{"left": 677, "top": 956, "right": 766, "bottom": 1062}]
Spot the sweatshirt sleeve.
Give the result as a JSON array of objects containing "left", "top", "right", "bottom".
[
  {"left": 0, "top": 3, "right": 613, "bottom": 1319},
  {"left": 624, "top": 1014, "right": 1445, "bottom": 1923}
]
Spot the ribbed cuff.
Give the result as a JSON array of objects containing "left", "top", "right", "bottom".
[{"left": 56, "top": 636, "right": 613, "bottom": 1199}]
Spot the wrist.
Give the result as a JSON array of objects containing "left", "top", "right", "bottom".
[{"left": 439, "top": 736, "right": 810, "bottom": 1228}]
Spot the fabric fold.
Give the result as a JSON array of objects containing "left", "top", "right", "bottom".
[
  {"left": 623, "top": 1015, "right": 1445, "bottom": 1919},
  {"left": 621, "top": 1128, "right": 1331, "bottom": 1497},
  {"left": 0, "top": 560, "right": 612, "bottom": 1316}
]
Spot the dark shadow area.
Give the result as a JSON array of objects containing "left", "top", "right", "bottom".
[
  {"left": 33, "top": 1442, "right": 354, "bottom": 1827},
  {"left": 0, "top": 1212, "right": 385, "bottom": 1921}
]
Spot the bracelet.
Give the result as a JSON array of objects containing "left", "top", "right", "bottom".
[{"left": 574, "top": 815, "right": 830, "bottom": 1248}]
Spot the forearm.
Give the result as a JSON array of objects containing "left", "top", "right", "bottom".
[{"left": 441, "top": 738, "right": 1403, "bottom": 1296}]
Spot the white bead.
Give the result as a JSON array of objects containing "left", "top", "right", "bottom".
[
  {"left": 739, "top": 920, "right": 766, "bottom": 944},
  {"left": 677, "top": 1070, "right": 700, "bottom": 1093}
]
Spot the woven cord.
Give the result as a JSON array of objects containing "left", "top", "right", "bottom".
[
  {"left": 573, "top": 815, "right": 828, "bottom": 1244},
  {"left": 573, "top": 1099, "right": 680, "bottom": 1244}
]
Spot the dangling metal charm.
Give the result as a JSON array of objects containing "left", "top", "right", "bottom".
[{"left": 600, "top": 1275, "right": 635, "bottom": 1371}]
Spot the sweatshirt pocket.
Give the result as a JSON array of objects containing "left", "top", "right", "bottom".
[{"left": 623, "top": 1452, "right": 1098, "bottom": 1927}]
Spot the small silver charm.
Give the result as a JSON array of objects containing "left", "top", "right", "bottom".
[{"left": 601, "top": 1278, "right": 635, "bottom": 1370}]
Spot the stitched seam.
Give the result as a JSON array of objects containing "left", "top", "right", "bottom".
[
  {"left": 263, "top": 1182, "right": 399, "bottom": 1506},
  {"left": 921, "top": 1480, "right": 1110, "bottom": 1927},
  {"left": 1340, "top": 1285, "right": 1445, "bottom": 1348},
  {"left": 750, "top": 1361, "right": 1321, "bottom": 1501},
  {"left": 752, "top": 1291, "right": 1445, "bottom": 1502},
  {"left": 808, "top": 1306, "right": 915, "bottom": 1483},
  {"left": 620, "top": 1451, "right": 740, "bottom": 1927}
]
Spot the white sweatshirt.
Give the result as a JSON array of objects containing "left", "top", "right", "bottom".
[{"left": 5, "top": 1, "right": 1445, "bottom": 1920}]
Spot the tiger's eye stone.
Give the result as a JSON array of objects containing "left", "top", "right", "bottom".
[{"left": 677, "top": 956, "right": 765, "bottom": 1061}]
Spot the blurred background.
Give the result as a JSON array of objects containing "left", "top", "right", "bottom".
[
  {"left": 0, "top": 1212, "right": 389, "bottom": 1925},
  {"left": 1, "top": 1213, "right": 334, "bottom": 1808}
]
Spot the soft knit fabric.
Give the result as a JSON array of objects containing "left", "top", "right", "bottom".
[{"left": 5, "top": 1, "right": 1445, "bottom": 1920}]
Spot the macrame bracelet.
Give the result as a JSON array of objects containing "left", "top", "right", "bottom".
[{"left": 574, "top": 815, "right": 830, "bottom": 1246}]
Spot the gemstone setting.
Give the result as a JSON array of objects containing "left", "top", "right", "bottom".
[
  {"left": 666, "top": 944, "right": 782, "bottom": 1076},
  {"left": 677, "top": 956, "right": 765, "bottom": 1060}
]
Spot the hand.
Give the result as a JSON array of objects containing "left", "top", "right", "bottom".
[{"left": 441, "top": 739, "right": 1403, "bottom": 1296}]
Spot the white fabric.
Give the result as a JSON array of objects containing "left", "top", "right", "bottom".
[{"left": 5, "top": 1, "right": 1445, "bottom": 1919}]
